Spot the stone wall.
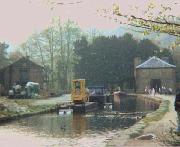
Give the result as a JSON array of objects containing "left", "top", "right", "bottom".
[{"left": 135, "top": 68, "right": 176, "bottom": 93}]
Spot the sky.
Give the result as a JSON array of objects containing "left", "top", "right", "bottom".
[{"left": 0, "top": 0, "right": 179, "bottom": 49}]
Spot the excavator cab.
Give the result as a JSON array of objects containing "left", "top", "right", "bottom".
[{"left": 71, "top": 79, "right": 89, "bottom": 104}]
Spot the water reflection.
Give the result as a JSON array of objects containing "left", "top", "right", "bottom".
[
  {"left": 10, "top": 112, "right": 137, "bottom": 138},
  {"left": 5, "top": 95, "right": 159, "bottom": 139},
  {"left": 113, "top": 95, "right": 159, "bottom": 112},
  {"left": 72, "top": 114, "right": 87, "bottom": 135}
]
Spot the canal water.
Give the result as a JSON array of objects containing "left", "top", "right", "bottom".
[
  {"left": 113, "top": 95, "right": 159, "bottom": 112},
  {"left": 0, "top": 95, "right": 160, "bottom": 147}
]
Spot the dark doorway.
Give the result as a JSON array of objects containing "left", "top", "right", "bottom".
[
  {"left": 20, "top": 69, "right": 29, "bottom": 85},
  {"left": 150, "top": 79, "right": 161, "bottom": 92}
]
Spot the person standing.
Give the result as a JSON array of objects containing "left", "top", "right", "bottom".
[
  {"left": 152, "top": 88, "right": 155, "bottom": 96},
  {"left": 174, "top": 90, "right": 180, "bottom": 133}
]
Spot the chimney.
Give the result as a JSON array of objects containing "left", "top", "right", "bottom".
[
  {"left": 134, "top": 57, "right": 141, "bottom": 68},
  {"left": 134, "top": 57, "right": 141, "bottom": 77}
]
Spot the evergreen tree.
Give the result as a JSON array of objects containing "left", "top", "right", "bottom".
[{"left": 74, "top": 33, "right": 162, "bottom": 89}]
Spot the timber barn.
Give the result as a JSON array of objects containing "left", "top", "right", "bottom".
[
  {"left": 0, "top": 57, "right": 44, "bottom": 95},
  {"left": 135, "top": 56, "right": 176, "bottom": 93}
]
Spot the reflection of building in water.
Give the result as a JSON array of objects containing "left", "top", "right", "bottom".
[
  {"left": 113, "top": 93, "right": 137, "bottom": 112},
  {"left": 113, "top": 92, "right": 121, "bottom": 111},
  {"left": 72, "top": 114, "right": 87, "bottom": 135},
  {"left": 113, "top": 93, "right": 159, "bottom": 112},
  {"left": 131, "top": 96, "right": 159, "bottom": 112}
]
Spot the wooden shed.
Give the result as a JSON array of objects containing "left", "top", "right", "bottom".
[
  {"left": 135, "top": 56, "right": 176, "bottom": 93},
  {"left": 0, "top": 57, "right": 44, "bottom": 95}
]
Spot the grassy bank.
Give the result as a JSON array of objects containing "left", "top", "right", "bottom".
[
  {"left": 0, "top": 96, "right": 71, "bottom": 123},
  {"left": 129, "top": 97, "right": 169, "bottom": 138}
]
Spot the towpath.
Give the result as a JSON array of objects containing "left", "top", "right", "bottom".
[{"left": 124, "top": 94, "right": 178, "bottom": 146}]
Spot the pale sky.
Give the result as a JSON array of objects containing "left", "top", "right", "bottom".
[{"left": 0, "top": 0, "right": 179, "bottom": 47}]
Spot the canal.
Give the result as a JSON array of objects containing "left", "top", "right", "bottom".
[{"left": 0, "top": 95, "right": 159, "bottom": 147}]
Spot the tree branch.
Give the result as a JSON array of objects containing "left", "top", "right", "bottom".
[{"left": 130, "top": 15, "right": 180, "bottom": 27}]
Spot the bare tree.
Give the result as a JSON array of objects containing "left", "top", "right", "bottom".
[{"left": 18, "top": 18, "right": 82, "bottom": 91}]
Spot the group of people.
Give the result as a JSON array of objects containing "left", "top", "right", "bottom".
[
  {"left": 144, "top": 86, "right": 156, "bottom": 96},
  {"left": 145, "top": 86, "right": 173, "bottom": 96}
]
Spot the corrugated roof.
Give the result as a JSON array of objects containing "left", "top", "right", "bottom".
[{"left": 136, "top": 56, "right": 176, "bottom": 69}]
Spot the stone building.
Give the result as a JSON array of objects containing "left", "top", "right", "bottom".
[
  {"left": 0, "top": 57, "right": 44, "bottom": 95},
  {"left": 135, "top": 56, "right": 176, "bottom": 93}
]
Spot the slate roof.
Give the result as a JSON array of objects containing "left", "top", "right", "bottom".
[{"left": 136, "top": 56, "right": 176, "bottom": 69}]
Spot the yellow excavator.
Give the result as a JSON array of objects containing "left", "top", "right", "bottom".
[{"left": 71, "top": 79, "right": 89, "bottom": 104}]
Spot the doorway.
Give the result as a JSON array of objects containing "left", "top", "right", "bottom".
[
  {"left": 20, "top": 69, "right": 29, "bottom": 85},
  {"left": 150, "top": 79, "right": 161, "bottom": 92}
]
